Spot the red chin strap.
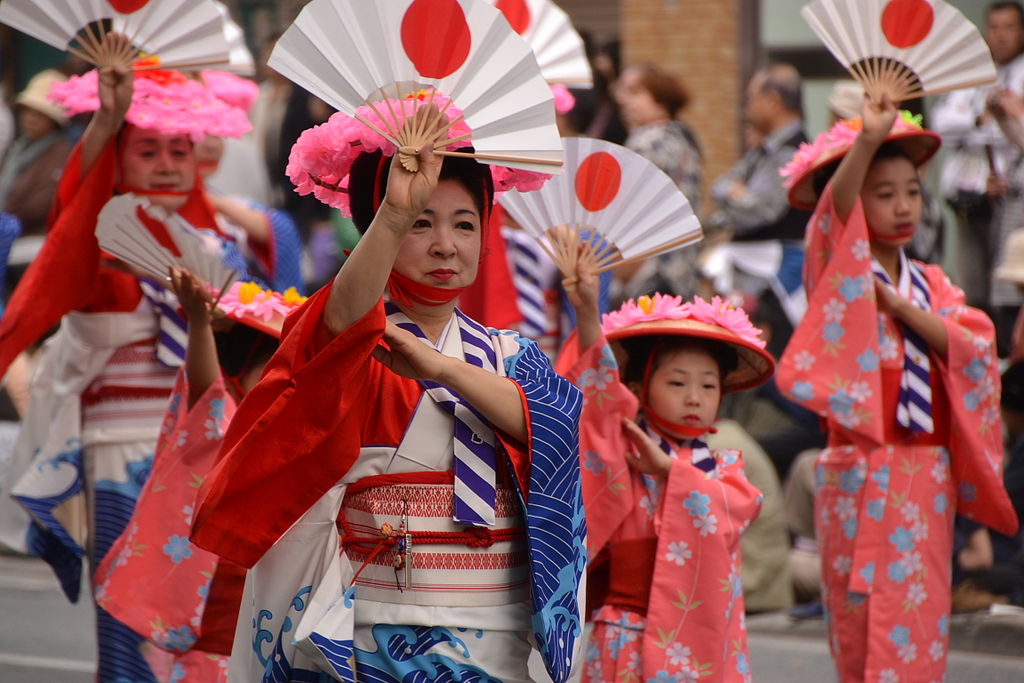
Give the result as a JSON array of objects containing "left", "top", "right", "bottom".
[
  {"left": 387, "top": 268, "right": 465, "bottom": 307},
  {"left": 114, "top": 183, "right": 191, "bottom": 197}
]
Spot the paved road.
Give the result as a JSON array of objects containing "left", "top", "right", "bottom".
[{"left": 2, "top": 554, "right": 1022, "bottom": 682}]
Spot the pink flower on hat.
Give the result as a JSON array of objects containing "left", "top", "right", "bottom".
[
  {"left": 601, "top": 293, "right": 689, "bottom": 333},
  {"left": 683, "top": 296, "right": 766, "bottom": 348},
  {"left": 550, "top": 83, "right": 576, "bottom": 115},
  {"left": 217, "top": 281, "right": 290, "bottom": 321}
]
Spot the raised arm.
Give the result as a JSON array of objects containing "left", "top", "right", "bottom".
[
  {"left": 80, "top": 35, "right": 134, "bottom": 178},
  {"left": 169, "top": 267, "right": 220, "bottom": 408},
  {"left": 564, "top": 261, "right": 602, "bottom": 354},
  {"left": 323, "top": 146, "right": 443, "bottom": 335},
  {"left": 830, "top": 95, "right": 898, "bottom": 224}
]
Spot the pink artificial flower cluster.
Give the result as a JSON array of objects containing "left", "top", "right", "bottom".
[
  {"left": 286, "top": 93, "right": 552, "bottom": 212},
  {"left": 216, "top": 281, "right": 306, "bottom": 323},
  {"left": 602, "top": 293, "right": 766, "bottom": 348},
  {"left": 200, "top": 70, "right": 259, "bottom": 113},
  {"left": 550, "top": 83, "right": 576, "bottom": 115},
  {"left": 48, "top": 69, "right": 253, "bottom": 140},
  {"left": 779, "top": 111, "right": 925, "bottom": 188}
]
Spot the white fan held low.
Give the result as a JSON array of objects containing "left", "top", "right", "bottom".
[
  {"left": 268, "top": 0, "right": 562, "bottom": 175},
  {"left": 96, "top": 194, "right": 238, "bottom": 296},
  {"left": 0, "top": 0, "right": 231, "bottom": 72},
  {"left": 802, "top": 0, "right": 996, "bottom": 103},
  {"left": 499, "top": 137, "right": 703, "bottom": 281}
]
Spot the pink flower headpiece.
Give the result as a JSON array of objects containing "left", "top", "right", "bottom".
[
  {"left": 215, "top": 281, "right": 308, "bottom": 339},
  {"left": 49, "top": 67, "right": 254, "bottom": 141},
  {"left": 600, "top": 293, "right": 773, "bottom": 391},
  {"left": 779, "top": 110, "right": 940, "bottom": 210},
  {"left": 550, "top": 83, "right": 576, "bottom": 116},
  {"left": 286, "top": 93, "right": 552, "bottom": 213},
  {"left": 602, "top": 294, "right": 766, "bottom": 349}
]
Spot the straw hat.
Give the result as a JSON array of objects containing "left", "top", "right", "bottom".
[
  {"left": 995, "top": 229, "right": 1024, "bottom": 284},
  {"left": 780, "top": 111, "right": 940, "bottom": 210},
  {"left": 213, "top": 281, "right": 307, "bottom": 339},
  {"left": 15, "top": 69, "right": 68, "bottom": 127},
  {"left": 601, "top": 293, "right": 775, "bottom": 392}
]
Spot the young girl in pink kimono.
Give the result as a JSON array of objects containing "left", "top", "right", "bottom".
[
  {"left": 93, "top": 270, "right": 303, "bottom": 683},
  {"left": 777, "top": 96, "right": 1020, "bottom": 683},
  {"left": 558, "top": 269, "right": 775, "bottom": 683}
]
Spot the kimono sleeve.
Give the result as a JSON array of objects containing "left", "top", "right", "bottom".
[
  {"left": 191, "top": 284, "right": 387, "bottom": 567},
  {"left": 927, "top": 266, "right": 1019, "bottom": 536},
  {"left": 503, "top": 334, "right": 587, "bottom": 683},
  {"left": 644, "top": 451, "right": 761, "bottom": 680},
  {"left": 777, "top": 186, "right": 887, "bottom": 447},
  {"left": 562, "top": 334, "right": 640, "bottom": 557}
]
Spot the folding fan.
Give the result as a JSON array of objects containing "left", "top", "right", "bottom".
[
  {"left": 211, "top": 1, "right": 255, "bottom": 75},
  {"left": 0, "top": 0, "right": 231, "bottom": 72},
  {"left": 801, "top": 0, "right": 996, "bottom": 102},
  {"left": 267, "top": 0, "right": 562, "bottom": 174},
  {"left": 485, "top": 0, "right": 592, "bottom": 86},
  {"left": 96, "top": 194, "right": 238, "bottom": 294},
  {"left": 499, "top": 137, "right": 703, "bottom": 279}
]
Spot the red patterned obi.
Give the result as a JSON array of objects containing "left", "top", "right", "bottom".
[{"left": 338, "top": 471, "right": 529, "bottom": 606}]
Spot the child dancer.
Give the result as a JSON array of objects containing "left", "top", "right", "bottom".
[
  {"left": 93, "top": 270, "right": 303, "bottom": 682},
  {"left": 560, "top": 268, "right": 774, "bottom": 683},
  {"left": 777, "top": 96, "right": 1019, "bottom": 683}
]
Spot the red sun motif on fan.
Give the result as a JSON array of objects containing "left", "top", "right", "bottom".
[
  {"left": 109, "top": 0, "right": 150, "bottom": 13},
  {"left": 401, "top": 0, "right": 472, "bottom": 79},
  {"left": 496, "top": 0, "right": 532, "bottom": 35},
  {"left": 575, "top": 152, "right": 621, "bottom": 212},
  {"left": 881, "top": 0, "right": 934, "bottom": 49}
]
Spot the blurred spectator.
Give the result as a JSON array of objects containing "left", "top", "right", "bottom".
[
  {"left": 826, "top": 79, "right": 863, "bottom": 124},
  {"left": 0, "top": 95, "right": 12, "bottom": 161},
  {"left": 249, "top": 33, "right": 294, "bottom": 209},
  {"left": 932, "top": 1, "right": 1024, "bottom": 329},
  {"left": 995, "top": 228, "right": 1024, "bottom": 361},
  {"left": 612, "top": 63, "right": 702, "bottom": 303},
  {"left": 784, "top": 449, "right": 822, "bottom": 608},
  {"left": 584, "top": 38, "right": 627, "bottom": 145},
  {"left": 0, "top": 69, "right": 73, "bottom": 238}
]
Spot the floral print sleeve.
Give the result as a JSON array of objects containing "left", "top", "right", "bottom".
[
  {"left": 93, "top": 370, "right": 238, "bottom": 679},
  {"left": 564, "top": 335, "right": 640, "bottom": 558}
]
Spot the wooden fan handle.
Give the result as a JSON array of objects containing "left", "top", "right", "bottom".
[
  {"left": 592, "top": 233, "right": 704, "bottom": 274},
  {"left": 429, "top": 149, "right": 563, "bottom": 167}
]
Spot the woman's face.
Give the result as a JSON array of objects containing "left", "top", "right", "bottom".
[
  {"left": 392, "top": 178, "right": 482, "bottom": 291},
  {"left": 643, "top": 346, "right": 722, "bottom": 435},
  {"left": 861, "top": 156, "right": 922, "bottom": 247},
  {"left": 615, "top": 68, "right": 668, "bottom": 129},
  {"left": 119, "top": 125, "right": 196, "bottom": 210}
]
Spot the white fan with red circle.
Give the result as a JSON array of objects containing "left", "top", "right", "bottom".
[
  {"left": 0, "top": 0, "right": 231, "bottom": 72},
  {"left": 802, "top": 0, "right": 996, "bottom": 102},
  {"left": 485, "top": 0, "right": 592, "bottom": 86},
  {"left": 499, "top": 137, "right": 703, "bottom": 279},
  {"left": 267, "top": 0, "right": 562, "bottom": 175},
  {"left": 97, "top": 194, "right": 238, "bottom": 294}
]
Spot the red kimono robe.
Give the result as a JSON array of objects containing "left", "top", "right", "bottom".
[
  {"left": 777, "top": 186, "right": 1019, "bottom": 683},
  {"left": 567, "top": 336, "right": 761, "bottom": 683}
]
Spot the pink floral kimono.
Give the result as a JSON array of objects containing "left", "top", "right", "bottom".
[
  {"left": 777, "top": 187, "right": 1019, "bottom": 683},
  {"left": 567, "top": 337, "right": 762, "bottom": 683},
  {"left": 93, "top": 372, "right": 244, "bottom": 683}
]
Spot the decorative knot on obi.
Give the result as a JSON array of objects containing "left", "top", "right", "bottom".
[{"left": 338, "top": 471, "right": 530, "bottom": 607}]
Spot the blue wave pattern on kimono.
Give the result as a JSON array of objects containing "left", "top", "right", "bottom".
[
  {"left": 353, "top": 625, "right": 502, "bottom": 682},
  {"left": 501, "top": 333, "right": 587, "bottom": 683}
]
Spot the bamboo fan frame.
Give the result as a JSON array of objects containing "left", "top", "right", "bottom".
[
  {"left": 98, "top": 198, "right": 239, "bottom": 296},
  {"left": 540, "top": 223, "right": 703, "bottom": 281},
  {"left": 847, "top": 56, "right": 994, "bottom": 104},
  {"left": 353, "top": 84, "right": 562, "bottom": 173},
  {"left": 63, "top": 21, "right": 226, "bottom": 72}
]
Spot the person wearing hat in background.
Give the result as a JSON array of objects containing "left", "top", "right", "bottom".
[
  {"left": 826, "top": 80, "right": 865, "bottom": 125},
  {"left": 560, "top": 267, "right": 774, "bottom": 682},
  {"left": 92, "top": 269, "right": 304, "bottom": 683},
  {"left": 0, "top": 69, "right": 73, "bottom": 240},
  {"left": 995, "top": 228, "right": 1024, "bottom": 361},
  {"left": 776, "top": 95, "right": 1019, "bottom": 683}
]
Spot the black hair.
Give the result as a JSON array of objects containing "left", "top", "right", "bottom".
[
  {"left": 811, "top": 141, "right": 917, "bottom": 199},
  {"left": 620, "top": 335, "right": 739, "bottom": 386},
  {"left": 1002, "top": 361, "right": 1024, "bottom": 411},
  {"left": 215, "top": 323, "right": 278, "bottom": 379},
  {"left": 347, "top": 149, "right": 494, "bottom": 234},
  {"left": 988, "top": 2, "right": 1024, "bottom": 26}
]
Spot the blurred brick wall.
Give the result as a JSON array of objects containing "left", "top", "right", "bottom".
[{"left": 621, "top": 0, "right": 745, "bottom": 214}]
